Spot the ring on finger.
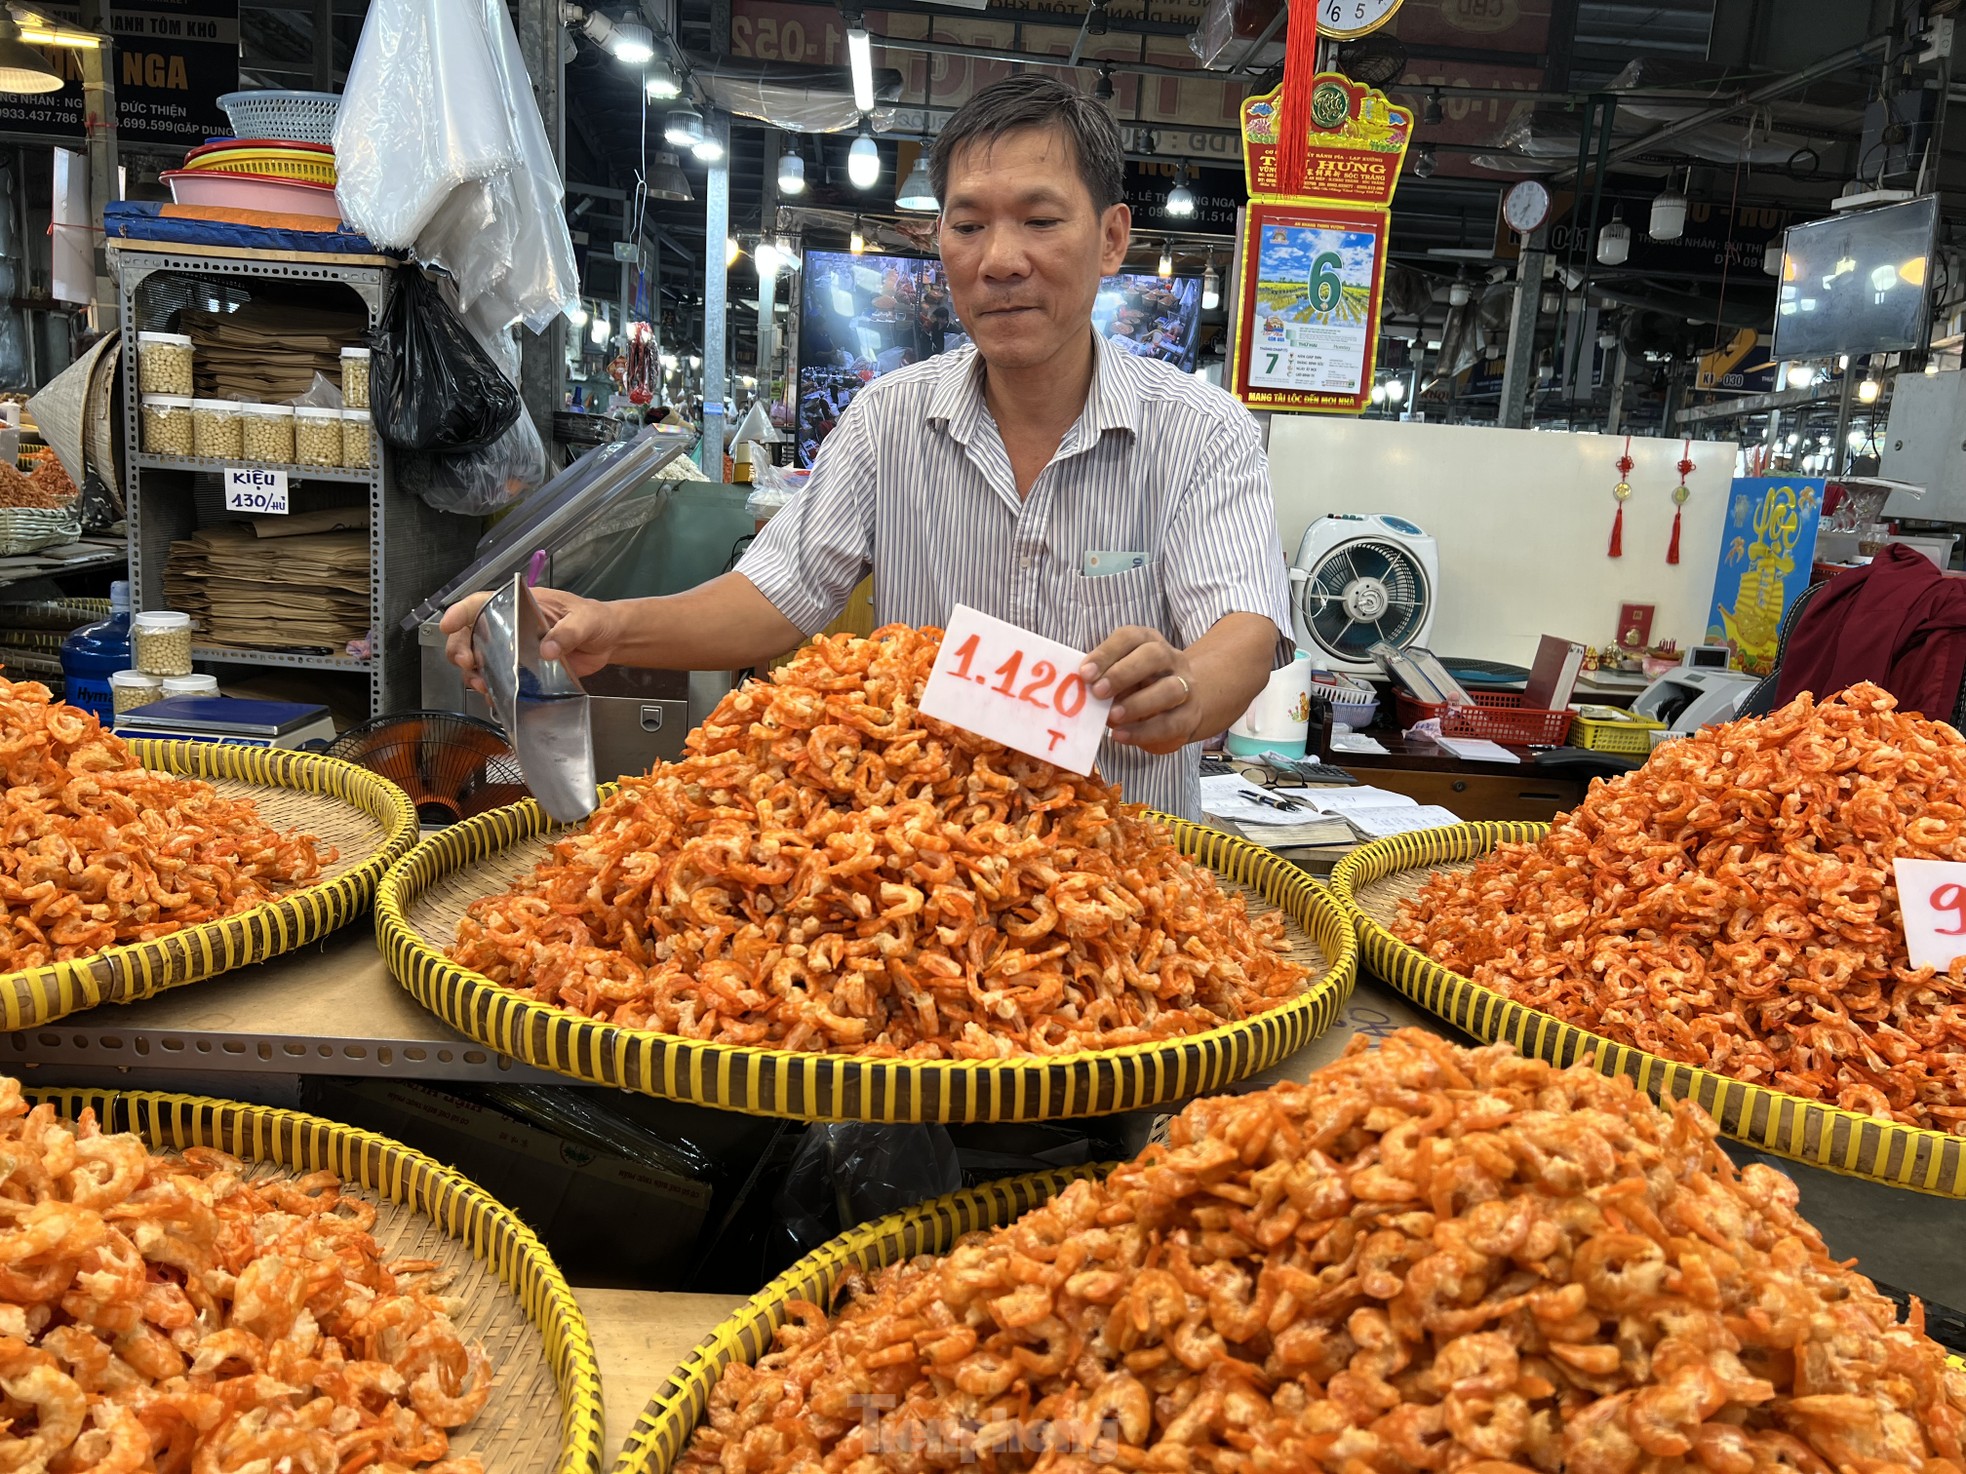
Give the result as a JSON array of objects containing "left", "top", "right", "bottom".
[{"left": 1172, "top": 674, "right": 1192, "bottom": 703}]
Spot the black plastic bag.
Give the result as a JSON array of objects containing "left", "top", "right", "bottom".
[
  {"left": 372, "top": 269, "right": 522, "bottom": 453},
  {"left": 770, "top": 1123, "right": 962, "bottom": 1266}
]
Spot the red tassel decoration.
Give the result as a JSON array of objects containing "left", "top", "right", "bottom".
[
  {"left": 1609, "top": 503, "right": 1625, "bottom": 557},
  {"left": 1667, "top": 507, "right": 1683, "bottom": 564},
  {"left": 1669, "top": 438, "right": 1694, "bottom": 566},
  {"left": 1275, "top": 0, "right": 1321, "bottom": 196},
  {"left": 1609, "top": 435, "right": 1634, "bottom": 559}
]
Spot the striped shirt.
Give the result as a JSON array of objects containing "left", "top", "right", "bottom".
[{"left": 739, "top": 331, "right": 1294, "bottom": 820}]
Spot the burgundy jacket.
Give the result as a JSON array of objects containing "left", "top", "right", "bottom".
[{"left": 1774, "top": 543, "right": 1966, "bottom": 720}]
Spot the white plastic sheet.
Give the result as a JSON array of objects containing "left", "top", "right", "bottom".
[{"left": 334, "top": 0, "right": 578, "bottom": 333}]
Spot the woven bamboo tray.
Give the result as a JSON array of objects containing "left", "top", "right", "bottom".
[
  {"left": 376, "top": 794, "right": 1357, "bottom": 1122},
  {"left": 1333, "top": 823, "right": 1966, "bottom": 1198},
  {"left": 28, "top": 1084, "right": 605, "bottom": 1474},
  {"left": 613, "top": 1165, "right": 1096, "bottom": 1474},
  {"left": 0, "top": 741, "right": 417, "bottom": 1030}
]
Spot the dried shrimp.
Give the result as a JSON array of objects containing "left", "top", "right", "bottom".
[
  {"left": 452, "top": 625, "right": 1306, "bottom": 1057},
  {"left": 0, "top": 676, "right": 331, "bottom": 971},
  {"left": 0, "top": 1074, "right": 490, "bottom": 1473},
  {"left": 681, "top": 1029, "right": 1966, "bottom": 1473},
  {"left": 0, "top": 452, "right": 76, "bottom": 510},
  {"left": 1396, "top": 683, "right": 1966, "bottom": 1133}
]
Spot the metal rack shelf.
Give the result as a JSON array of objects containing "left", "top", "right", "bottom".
[{"left": 114, "top": 243, "right": 477, "bottom": 718}]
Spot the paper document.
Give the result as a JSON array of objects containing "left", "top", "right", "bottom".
[
  {"left": 1298, "top": 785, "right": 1418, "bottom": 815},
  {"left": 1436, "top": 737, "right": 1520, "bottom": 764},
  {"left": 1344, "top": 804, "right": 1464, "bottom": 839},
  {"left": 1200, "top": 773, "right": 1323, "bottom": 826},
  {"left": 1330, "top": 732, "right": 1388, "bottom": 755}
]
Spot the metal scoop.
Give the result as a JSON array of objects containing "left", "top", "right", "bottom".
[{"left": 472, "top": 574, "right": 599, "bottom": 823}]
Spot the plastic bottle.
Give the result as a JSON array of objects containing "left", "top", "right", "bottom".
[{"left": 60, "top": 579, "right": 132, "bottom": 724}]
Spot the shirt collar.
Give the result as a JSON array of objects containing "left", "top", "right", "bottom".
[{"left": 923, "top": 331, "right": 1142, "bottom": 447}]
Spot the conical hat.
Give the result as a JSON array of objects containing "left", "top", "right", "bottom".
[{"left": 26, "top": 330, "right": 118, "bottom": 489}]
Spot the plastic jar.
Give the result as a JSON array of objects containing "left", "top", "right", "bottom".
[
  {"left": 341, "top": 346, "right": 370, "bottom": 410},
  {"left": 240, "top": 403, "right": 295, "bottom": 464},
  {"left": 137, "top": 332, "right": 194, "bottom": 396},
  {"left": 131, "top": 610, "right": 194, "bottom": 676},
  {"left": 294, "top": 406, "right": 343, "bottom": 467},
  {"left": 110, "top": 669, "right": 164, "bottom": 716},
  {"left": 141, "top": 395, "right": 195, "bottom": 456},
  {"left": 341, "top": 408, "right": 375, "bottom": 469},
  {"left": 191, "top": 399, "right": 245, "bottom": 460},
  {"left": 162, "top": 673, "right": 218, "bottom": 696}
]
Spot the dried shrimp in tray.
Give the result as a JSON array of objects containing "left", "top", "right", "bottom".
[
  {"left": 1335, "top": 683, "right": 1966, "bottom": 1196},
  {"left": 377, "top": 626, "right": 1355, "bottom": 1121},
  {"left": 619, "top": 1030, "right": 1966, "bottom": 1474}
]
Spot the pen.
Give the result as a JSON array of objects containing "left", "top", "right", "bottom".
[{"left": 1250, "top": 790, "right": 1304, "bottom": 813}]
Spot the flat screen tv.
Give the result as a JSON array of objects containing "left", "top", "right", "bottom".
[
  {"left": 795, "top": 250, "right": 1206, "bottom": 466},
  {"left": 1772, "top": 195, "right": 1939, "bottom": 360}
]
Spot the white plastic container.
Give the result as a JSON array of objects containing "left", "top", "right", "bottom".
[
  {"left": 109, "top": 669, "right": 164, "bottom": 716},
  {"left": 294, "top": 405, "right": 343, "bottom": 467},
  {"left": 137, "top": 331, "right": 194, "bottom": 395},
  {"left": 161, "top": 673, "right": 219, "bottom": 695},
  {"left": 191, "top": 398, "right": 245, "bottom": 460},
  {"left": 140, "top": 395, "right": 195, "bottom": 456},
  {"left": 132, "top": 610, "right": 194, "bottom": 676},
  {"left": 341, "top": 408, "right": 374, "bottom": 469},
  {"left": 240, "top": 402, "right": 296, "bottom": 464},
  {"left": 341, "top": 346, "right": 370, "bottom": 410}
]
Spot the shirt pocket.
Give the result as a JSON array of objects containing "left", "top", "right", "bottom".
[{"left": 1070, "top": 559, "right": 1164, "bottom": 651}]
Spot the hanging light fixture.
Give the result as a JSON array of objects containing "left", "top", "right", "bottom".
[
  {"left": 1095, "top": 64, "right": 1114, "bottom": 103},
  {"left": 664, "top": 105, "right": 704, "bottom": 148},
  {"left": 896, "top": 150, "right": 938, "bottom": 212},
  {"left": 1157, "top": 240, "right": 1174, "bottom": 278},
  {"left": 1086, "top": 0, "right": 1109, "bottom": 34},
  {"left": 590, "top": 306, "right": 611, "bottom": 346},
  {"left": 1165, "top": 165, "right": 1195, "bottom": 218},
  {"left": 1858, "top": 375, "right": 1882, "bottom": 404},
  {"left": 850, "top": 217, "right": 867, "bottom": 254},
  {"left": 566, "top": 301, "right": 590, "bottom": 329},
  {"left": 725, "top": 236, "right": 742, "bottom": 266},
  {"left": 691, "top": 127, "right": 723, "bottom": 163},
  {"left": 1201, "top": 252, "right": 1220, "bottom": 310},
  {"left": 607, "top": 19, "right": 655, "bottom": 64},
  {"left": 645, "top": 60, "right": 681, "bottom": 99},
  {"left": 1411, "top": 144, "right": 1436, "bottom": 179},
  {"left": 1762, "top": 239, "right": 1784, "bottom": 276},
  {"left": 0, "top": 17, "right": 62, "bottom": 93},
  {"left": 1650, "top": 173, "right": 1688, "bottom": 242},
  {"left": 755, "top": 240, "right": 782, "bottom": 279},
  {"left": 777, "top": 142, "right": 806, "bottom": 195},
  {"left": 846, "top": 18, "right": 875, "bottom": 114},
  {"left": 1385, "top": 377, "right": 1406, "bottom": 404},
  {"left": 847, "top": 122, "right": 880, "bottom": 189},
  {"left": 1597, "top": 214, "right": 1631, "bottom": 266},
  {"left": 647, "top": 151, "right": 691, "bottom": 203},
  {"left": 1423, "top": 90, "right": 1444, "bottom": 126},
  {"left": 1448, "top": 276, "right": 1472, "bottom": 307}
]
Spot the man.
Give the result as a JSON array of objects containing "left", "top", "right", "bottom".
[{"left": 445, "top": 75, "right": 1293, "bottom": 820}]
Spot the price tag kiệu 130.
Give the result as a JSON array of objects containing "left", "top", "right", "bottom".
[
  {"left": 224, "top": 466, "right": 288, "bottom": 515},
  {"left": 1891, "top": 857, "right": 1966, "bottom": 972},
  {"left": 917, "top": 604, "right": 1113, "bottom": 776}
]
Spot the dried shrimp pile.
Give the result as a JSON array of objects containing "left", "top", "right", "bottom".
[
  {"left": 682, "top": 1029, "right": 1966, "bottom": 1474},
  {"left": 0, "top": 676, "right": 330, "bottom": 970},
  {"left": 4, "top": 451, "right": 80, "bottom": 509},
  {"left": 0, "top": 1076, "right": 490, "bottom": 1474},
  {"left": 1395, "top": 683, "right": 1966, "bottom": 1133},
  {"left": 452, "top": 625, "right": 1306, "bottom": 1057}
]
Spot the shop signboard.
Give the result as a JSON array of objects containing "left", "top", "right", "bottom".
[
  {"left": 1228, "top": 73, "right": 1412, "bottom": 415},
  {"left": 0, "top": 0, "right": 238, "bottom": 149},
  {"left": 1706, "top": 476, "right": 1823, "bottom": 677},
  {"left": 1126, "top": 160, "right": 1241, "bottom": 236}
]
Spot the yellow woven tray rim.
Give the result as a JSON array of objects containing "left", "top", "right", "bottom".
[
  {"left": 25, "top": 1085, "right": 606, "bottom": 1474},
  {"left": 1331, "top": 822, "right": 1966, "bottom": 1198},
  {"left": 613, "top": 1163, "right": 1102, "bottom": 1474},
  {"left": 376, "top": 792, "right": 1357, "bottom": 1122},
  {"left": 0, "top": 741, "right": 418, "bottom": 1031}
]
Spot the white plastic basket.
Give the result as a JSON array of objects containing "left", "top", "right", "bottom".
[{"left": 217, "top": 90, "right": 342, "bottom": 146}]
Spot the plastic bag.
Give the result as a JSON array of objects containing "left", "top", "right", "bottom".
[
  {"left": 398, "top": 408, "right": 544, "bottom": 516},
  {"left": 743, "top": 461, "right": 803, "bottom": 522},
  {"left": 292, "top": 371, "right": 343, "bottom": 410},
  {"left": 373, "top": 269, "right": 521, "bottom": 453},
  {"left": 771, "top": 1123, "right": 961, "bottom": 1263}
]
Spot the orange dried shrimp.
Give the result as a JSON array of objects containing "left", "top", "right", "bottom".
[
  {"left": 1395, "top": 682, "right": 1966, "bottom": 1134},
  {"left": 452, "top": 624, "right": 1305, "bottom": 1057},
  {"left": 0, "top": 1074, "right": 489, "bottom": 1474},
  {"left": 681, "top": 1028, "right": 1966, "bottom": 1474},
  {"left": 0, "top": 452, "right": 75, "bottom": 510},
  {"left": 0, "top": 676, "right": 331, "bottom": 971}
]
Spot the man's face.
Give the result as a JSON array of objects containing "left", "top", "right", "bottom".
[{"left": 936, "top": 125, "right": 1131, "bottom": 375}]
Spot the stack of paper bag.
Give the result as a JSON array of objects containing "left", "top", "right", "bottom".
[
  {"left": 179, "top": 295, "right": 368, "bottom": 402},
  {"left": 164, "top": 523, "right": 370, "bottom": 653}
]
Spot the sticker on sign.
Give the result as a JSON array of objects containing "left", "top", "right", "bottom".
[
  {"left": 1892, "top": 857, "right": 1966, "bottom": 972},
  {"left": 917, "top": 604, "right": 1113, "bottom": 775},
  {"left": 224, "top": 466, "right": 288, "bottom": 515}
]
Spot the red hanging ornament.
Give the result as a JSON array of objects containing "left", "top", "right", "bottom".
[
  {"left": 1668, "top": 438, "right": 1695, "bottom": 565},
  {"left": 1275, "top": 0, "right": 1322, "bottom": 197},
  {"left": 1609, "top": 436, "right": 1634, "bottom": 558}
]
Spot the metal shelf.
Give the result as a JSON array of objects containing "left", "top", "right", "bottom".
[
  {"left": 135, "top": 452, "right": 380, "bottom": 486},
  {"left": 193, "top": 646, "right": 370, "bottom": 672}
]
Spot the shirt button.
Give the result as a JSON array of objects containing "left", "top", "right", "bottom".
[{"left": 1020, "top": 556, "right": 1032, "bottom": 569}]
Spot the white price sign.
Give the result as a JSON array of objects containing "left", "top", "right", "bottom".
[
  {"left": 918, "top": 604, "right": 1113, "bottom": 776},
  {"left": 1892, "top": 858, "right": 1966, "bottom": 972},
  {"left": 224, "top": 466, "right": 289, "bottom": 515}
]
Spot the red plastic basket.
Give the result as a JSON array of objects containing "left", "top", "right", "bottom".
[{"left": 1394, "top": 690, "right": 1574, "bottom": 746}]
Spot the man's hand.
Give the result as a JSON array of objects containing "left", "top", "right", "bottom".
[
  {"left": 438, "top": 587, "right": 623, "bottom": 695},
  {"left": 1080, "top": 626, "right": 1201, "bottom": 755}
]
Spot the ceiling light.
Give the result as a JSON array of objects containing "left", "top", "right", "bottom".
[
  {"left": 608, "top": 19, "right": 654, "bottom": 65},
  {"left": 647, "top": 151, "right": 691, "bottom": 203},
  {"left": 591, "top": 308, "right": 610, "bottom": 346},
  {"left": 0, "top": 17, "right": 62, "bottom": 93},
  {"left": 690, "top": 354, "right": 702, "bottom": 369},
  {"left": 1763, "top": 239, "right": 1783, "bottom": 276},
  {"left": 1411, "top": 144, "right": 1436, "bottom": 179},
  {"left": 1157, "top": 240, "right": 1174, "bottom": 278},
  {"left": 664, "top": 105, "right": 703, "bottom": 148},
  {"left": 645, "top": 61, "right": 681, "bottom": 99},
  {"left": 1448, "top": 278, "right": 1471, "bottom": 307},
  {"left": 850, "top": 218, "right": 866, "bottom": 254},
  {"left": 1784, "top": 363, "right": 1815, "bottom": 389},
  {"left": 1165, "top": 166, "right": 1195, "bottom": 218},
  {"left": 725, "top": 236, "right": 741, "bottom": 266},
  {"left": 566, "top": 302, "right": 590, "bottom": 328},
  {"left": 1858, "top": 376, "right": 1881, "bottom": 404},
  {"left": 1649, "top": 180, "right": 1687, "bottom": 242},
  {"left": 1849, "top": 429, "right": 1866, "bottom": 448},
  {"left": 691, "top": 132, "right": 723, "bottom": 162},
  {"left": 846, "top": 23, "right": 875, "bottom": 113},
  {"left": 1385, "top": 377, "right": 1406, "bottom": 403},
  {"left": 1095, "top": 64, "right": 1113, "bottom": 103},
  {"left": 848, "top": 122, "right": 880, "bottom": 190},
  {"left": 1423, "top": 90, "right": 1444, "bottom": 126},
  {"left": 1370, "top": 382, "right": 1388, "bottom": 404},
  {"left": 1202, "top": 253, "right": 1220, "bottom": 310},
  {"left": 756, "top": 240, "right": 781, "bottom": 278},
  {"left": 1597, "top": 216, "right": 1631, "bottom": 266},
  {"left": 778, "top": 145, "right": 805, "bottom": 195},
  {"left": 896, "top": 153, "right": 938, "bottom": 212},
  {"left": 1086, "top": 0, "right": 1108, "bottom": 34}
]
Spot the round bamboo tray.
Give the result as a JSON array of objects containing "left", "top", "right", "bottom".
[
  {"left": 613, "top": 1165, "right": 1097, "bottom": 1474},
  {"left": 1333, "top": 822, "right": 1966, "bottom": 1198},
  {"left": 27, "top": 1084, "right": 605, "bottom": 1474},
  {"left": 376, "top": 794, "right": 1357, "bottom": 1122},
  {"left": 0, "top": 740, "right": 417, "bottom": 1030}
]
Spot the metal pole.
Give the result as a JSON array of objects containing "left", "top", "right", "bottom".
[
  {"left": 1499, "top": 223, "right": 1547, "bottom": 429},
  {"left": 517, "top": 0, "right": 566, "bottom": 454},
  {"left": 78, "top": 0, "right": 116, "bottom": 333},
  {"left": 701, "top": 110, "right": 730, "bottom": 475},
  {"left": 756, "top": 133, "right": 779, "bottom": 390},
  {"left": 313, "top": 0, "right": 334, "bottom": 88},
  {"left": 1606, "top": 344, "right": 1629, "bottom": 434},
  {"left": 1833, "top": 365, "right": 1858, "bottom": 472}
]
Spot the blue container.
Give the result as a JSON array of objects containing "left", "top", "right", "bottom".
[{"left": 60, "top": 580, "right": 132, "bottom": 724}]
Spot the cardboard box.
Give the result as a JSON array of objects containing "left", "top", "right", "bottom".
[{"left": 309, "top": 1079, "right": 712, "bottom": 1288}]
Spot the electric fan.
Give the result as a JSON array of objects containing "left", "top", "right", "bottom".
[
  {"left": 1288, "top": 514, "right": 1439, "bottom": 673},
  {"left": 325, "top": 712, "right": 529, "bottom": 827}
]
